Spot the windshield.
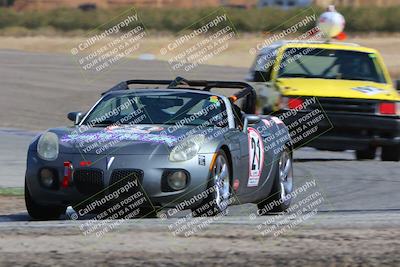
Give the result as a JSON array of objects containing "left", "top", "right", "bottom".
[
  {"left": 81, "top": 91, "right": 228, "bottom": 127},
  {"left": 278, "top": 48, "right": 386, "bottom": 83}
]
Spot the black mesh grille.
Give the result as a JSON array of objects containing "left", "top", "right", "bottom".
[
  {"left": 73, "top": 169, "right": 104, "bottom": 195},
  {"left": 308, "top": 97, "right": 377, "bottom": 114}
]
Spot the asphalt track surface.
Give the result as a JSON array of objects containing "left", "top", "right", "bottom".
[{"left": 0, "top": 50, "right": 399, "bottom": 266}]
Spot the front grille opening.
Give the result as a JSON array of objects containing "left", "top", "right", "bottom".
[
  {"left": 109, "top": 169, "right": 143, "bottom": 187},
  {"left": 109, "top": 169, "right": 144, "bottom": 199},
  {"left": 73, "top": 169, "right": 104, "bottom": 195},
  {"left": 307, "top": 97, "right": 377, "bottom": 114}
]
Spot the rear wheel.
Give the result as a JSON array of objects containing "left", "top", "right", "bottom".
[
  {"left": 192, "top": 150, "right": 230, "bottom": 217},
  {"left": 355, "top": 147, "right": 376, "bottom": 160},
  {"left": 25, "top": 181, "right": 65, "bottom": 220},
  {"left": 257, "top": 147, "right": 293, "bottom": 214},
  {"left": 381, "top": 145, "right": 400, "bottom": 162}
]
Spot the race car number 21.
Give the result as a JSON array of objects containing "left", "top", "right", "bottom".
[{"left": 247, "top": 127, "right": 264, "bottom": 187}]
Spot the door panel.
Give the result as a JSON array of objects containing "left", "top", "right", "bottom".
[{"left": 226, "top": 121, "right": 277, "bottom": 203}]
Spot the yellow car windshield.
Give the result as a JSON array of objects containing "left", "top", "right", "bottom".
[{"left": 278, "top": 48, "right": 386, "bottom": 84}]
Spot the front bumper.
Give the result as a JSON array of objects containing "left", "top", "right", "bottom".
[
  {"left": 276, "top": 110, "right": 400, "bottom": 150},
  {"left": 25, "top": 151, "right": 214, "bottom": 210}
]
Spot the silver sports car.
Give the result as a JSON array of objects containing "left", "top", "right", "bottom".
[{"left": 25, "top": 77, "right": 294, "bottom": 220}]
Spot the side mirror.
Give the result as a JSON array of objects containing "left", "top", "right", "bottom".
[
  {"left": 67, "top": 112, "right": 83, "bottom": 125},
  {"left": 243, "top": 115, "right": 261, "bottom": 132},
  {"left": 396, "top": 80, "right": 400, "bottom": 91}
]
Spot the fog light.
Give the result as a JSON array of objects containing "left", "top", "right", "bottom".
[
  {"left": 167, "top": 171, "right": 188, "bottom": 190},
  {"left": 40, "top": 168, "right": 55, "bottom": 188}
]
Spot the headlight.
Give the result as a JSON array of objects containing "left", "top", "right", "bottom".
[
  {"left": 169, "top": 135, "right": 205, "bottom": 162},
  {"left": 37, "top": 132, "right": 59, "bottom": 161}
]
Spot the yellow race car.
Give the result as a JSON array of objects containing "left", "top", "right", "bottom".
[{"left": 247, "top": 41, "right": 400, "bottom": 161}]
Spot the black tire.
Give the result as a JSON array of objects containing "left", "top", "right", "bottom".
[
  {"left": 25, "top": 181, "right": 65, "bottom": 220},
  {"left": 191, "top": 150, "right": 231, "bottom": 217},
  {"left": 257, "top": 147, "right": 293, "bottom": 214},
  {"left": 381, "top": 146, "right": 400, "bottom": 162},
  {"left": 355, "top": 147, "right": 376, "bottom": 160}
]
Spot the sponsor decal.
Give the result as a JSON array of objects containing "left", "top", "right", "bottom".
[
  {"left": 247, "top": 127, "right": 264, "bottom": 187},
  {"left": 198, "top": 155, "right": 206, "bottom": 166},
  {"left": 61, "top": 129, "right": 176, "bottom": 146},
  {"left": 209, "top": 96, "right": 219, "bottom": 104},
  {"left": 106, "top": 125, "right": 164, "bottom": 133}
]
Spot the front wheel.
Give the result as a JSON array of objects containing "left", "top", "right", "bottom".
[
  {"left": 25, "top": 181, "right": 65, "bottom": 220},
  {"left": 192, "top": 150, "right": 231, "bottom": 217},
  {"left": 257, "top": 147, "right": 293, "bottom": 214},
  {"left": 381, "top": 145, "right": 400, "bottom": 162}
]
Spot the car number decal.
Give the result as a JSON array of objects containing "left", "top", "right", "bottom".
[
  {"left": 352, "top": 86, "right": 386, "bottom": 96},
  {"left": 247, "top": 127, "right": 264, "bottom": 187}
]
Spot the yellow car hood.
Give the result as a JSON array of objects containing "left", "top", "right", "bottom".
[{"left": 277, "top": 78, "right": 400, "bottom": 101}]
